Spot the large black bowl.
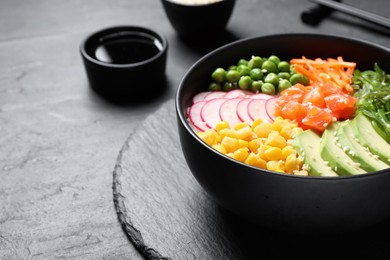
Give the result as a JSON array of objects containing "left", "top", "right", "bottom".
[{"left": 175, "top": 33, "right": 390, "bottom": 234}]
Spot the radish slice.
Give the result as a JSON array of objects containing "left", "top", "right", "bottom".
[
  {"left": 220, "top": 97, "right": 243, "bottom": 128},
  {"left": 236, "top": 98, "right": 254, "bottom": 125},
  {"left": 192, "top": 91, "right": 210, "bottom": 104},
  {"left": 188, "top": 101, "right": 210, "bottom": 132},
  {"left": 201, "top": 98, "right": 227, "bottom": 129},
  {"left": 250, "top": 93, "right": 274, "bottom": 100},
  {"left": 223, "top": 89, "right": 253, "bottom": 99},
  {"left": 265, "top": 97, "right": 278, "bottom": 121},
  {"left": 204, "top": 91, "right": 226, "bottom": 101},
  {"left": 247, "top": 99, "right": 270, "bottom": 122}
]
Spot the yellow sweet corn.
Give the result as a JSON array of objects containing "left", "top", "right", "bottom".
[
  {"left": 221, "top": 136, "right": 239, "bottom": 153},
  {"left": 253, "top": 122, "right": 273, "bottom": 138},
  {"left": 197, "top": 129, "right": 220, "bottom": 146},
  {"left": 265, "top": 132, "right": 287, "bottom": 149},
  {"left": 233, "top": 147, "right": 249, "bottom": 162},
  {"left": 196, "top": 115, "right": 306, "bottom": 175},
  {"left": 215, "top": 121, "right": 230, "bottom": 132},
  {"left": 245, "top": 152, "right": 267, "bottom": 168},
  {"left": 264, "top": 146, "right": 282, "bottom": 161},
  {"left": 266, "top": 160, "right": 285, "bottom": 172},
  {"left": 248, "top": 138, "right": 262, "bottom": 153},
  {"left": 281, "top": 145, "right": 297, "bottom": 160}
]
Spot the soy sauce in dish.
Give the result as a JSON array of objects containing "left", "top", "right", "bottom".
[{"left": 94, "top": 33, "right": 163, "bottom": 64}]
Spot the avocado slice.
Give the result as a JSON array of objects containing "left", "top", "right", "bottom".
[
  {"left": 293, "top": 130, "right": 338, "bottom": 177},
  {"left": 337, "top": 121, "right": 390, "bottom": 172},
  {"left": 320, "top": 122, "right": 366, "bottom": 176},
  {"left": 352, "top": 114, "right": 390, "bottom": 164}
]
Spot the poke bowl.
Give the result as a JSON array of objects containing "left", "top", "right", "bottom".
[{"left": 175, "top": 33, "right": 390, "bottom": 234}]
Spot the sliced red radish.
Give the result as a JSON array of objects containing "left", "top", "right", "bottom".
[
  {"left": 220, "top": 97, "right": 244, "bottom": 128},
  {"left": 265, "top": 97, "right": 278, "bottom": 121},
  {"left": 236, "top": 98, "right": 254, "bottom": 125},
  {"left": 188, "top": 101, "right": 211, "bottom": 132},
  {"left": 250, "top": 93, "right": 274, "bottom": 100},
  {"left": 248, "top": 99, "right": 272, "bottom": 122},
  {"left": 223, "top": 89, "right": 254, "bottom": 99},
  {"left": 192, "top": 91, "right": 210, "bottom": 104},
  {"left": 201, "top": 98, "right": 227, "bottom": 129},
  {"left": 204, "top": 91, "right": 226, "bottom": 101}
]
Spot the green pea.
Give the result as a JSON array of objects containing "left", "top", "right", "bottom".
[
  {"left": 223, "top": 82, "right": 236, "bottom": 91},
  {"left": 277, "top": 61, "right": 290, "bottom": 72},
  {"left": 212, "top": 68, "right": 226, "bottom": 83},
  {"left": 250, "top": 80, "right": 263, "bottom": 92},
  {"left": 248, "top": 56, "right": 263, "bottom": 69},
  {"left": 226, "top": 70, "right": 241, "bottom": 83},
  {"left": 278, "top": 72, "right": 290, "bottom": 80},
  {"left": 237, "top": 59, "right": 248, "bottom": 66},
  {"left": 268, "top": 55, "right": 281, "bottom": 65},
  {"left": 264, "top": 73, "right": 279, "bottom": 87},
  {"left": 208, "top": 82, "right": 222, "bottom": 91},
  {"left": 261, "top": 83, "right": 276, "bottom": 95},
  {"left": 237, "top": 65, "right": 251, "bottom": 76},
  {"left": 249, "top": 68, "right": 263, "bottom": 81},
  {"left": 278, "top": 79, "right": 292, "bottom": 92},
  {"left": 228, "top": 65, "right": 237, "bottom": 71},
  {"left": 290, "top": 73, "right": 310, "bottom": 86},
  {"left": 238, "top": 75, "right": 253, "bottom": 90},
  {"left": 261, "top": 60, "right": 278, "bottom": 74}
]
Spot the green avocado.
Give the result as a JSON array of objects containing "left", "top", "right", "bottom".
[
  {"left": 293, "top": 130, "right": 338, "bottom": 177},
  {"left": 352, "top": 114, "right": 390, "bottom": 164},
  {"left": 320, "top": 122, "right": 366, "bottom": 176},
  {"left": 336, "top": 121, "right": 390, "bottom": 172}
]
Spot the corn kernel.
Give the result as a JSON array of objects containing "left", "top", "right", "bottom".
[
  {"left": 258, "top": 144, "right": 271, "bottom": 161},
  {"left": 281, "top": 145, "right": 297, "bottom": 160},
  {"left": 285, "top": 154, "right": 300, "bottom": 173},
  {"left": 197, "top": 129, "right": 220, "bottom": 146},
  {"left": 234, "top": 122, "right": 249, "bottom": 130},
  {"left": 235, "top": 126, "right": 252, "bottom": 140},
  {"left": 266, "top": 160, "right": 285, "bottom": 172},
  {"left": 221, "top": 136, "right": 239, "bottom": 153},
  {"left": 215, "top": 121, "right": 230, "bottom": 132},
  {"left": 238, "top": 139, "right": 249, "bottom": 149},
  {"left": 251, "top": 118, "right": 263, "bottom": 130},
  {"left": 280, "top": 126, "right": 294, "bottom": 140},
  {"left": 212, "top": 144, "right": 227, "bottom": 154},
  {"left": 265, "top": 132, "right": 287, "bottom": 149},
  {"left": 219, "top": 128, "right": 237, "bottom": 139},
  {"left": 264, "top": 146, "right": 282, "bottom": 161},
  {"left": 253, "top": 122, "right": 272, "bottom": 138},
  {"left": 245, "top": 152, "right": 267, "bottom": 169},
  {"left": 233, "top": 147, "right": 249, "bottom": 162},
  {"left": 248, "top": 138, "right": 262, "bottom": 153}
]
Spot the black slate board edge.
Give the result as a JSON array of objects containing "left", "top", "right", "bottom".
[{"left": 113, "top": 120, "right": 170, "bottom": 260}]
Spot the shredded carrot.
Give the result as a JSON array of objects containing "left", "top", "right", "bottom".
[{"left": 290, "top": 56, "right": 356, "bottom": 93}]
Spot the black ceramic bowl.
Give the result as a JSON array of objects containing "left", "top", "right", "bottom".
[
  {"left": 80, "top": 26, "right": 168, "bottom": 97},
  {"left": 161, "top": 0, "right": 236, "bottom": 38},
  {"left": 175, "top": 33, "right": 390, "bottom": 234}
]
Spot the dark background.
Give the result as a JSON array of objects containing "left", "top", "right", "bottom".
[{"left": 0, "top": 0, "right": 389, "bottom": 259}]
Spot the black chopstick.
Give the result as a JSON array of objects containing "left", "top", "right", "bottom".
[{"left": 310, "top": 0, "right": 390, "bottom": 29}]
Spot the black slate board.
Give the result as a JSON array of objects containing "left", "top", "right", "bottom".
[{"left": 113, "top": 99, "right": 390, "bottom": 260}]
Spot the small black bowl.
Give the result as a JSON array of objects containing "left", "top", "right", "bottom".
[
  {"left": 175, "top": 33, "right": 390, "bottom": 234},
  {"left": 161, "top": 0, "right": 236, "bottom": 38},
  {"left": 80, "top": 26, "right": 168, "bottom": 98}
]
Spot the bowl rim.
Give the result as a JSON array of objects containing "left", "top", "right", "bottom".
[
  {"left": 80, "top": 25, "right": 168, "bottom": 69},
  {"left": 175, "top": 32, "right": 390, "bottom": 181},
  {"left": 161, "top": 0, "right": 233, "bottom": 7}
]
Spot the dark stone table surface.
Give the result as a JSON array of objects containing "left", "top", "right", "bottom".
[{"left": 0, "top": 0, "right": 389, "bottom": 259}]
